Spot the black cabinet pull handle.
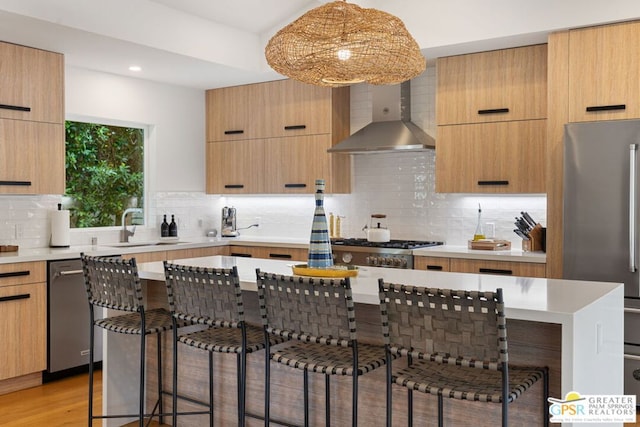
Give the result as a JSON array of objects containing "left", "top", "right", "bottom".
[
  {"left": 284, "top": 125, "right": 307, "bottom": 130},
  {"left": 586, "top": 104, "right": 626, "bottom": 112},
  {"left": 479, "top": 268, "right": 513, "bottom": 275},
  {"left": 0, "top": 270, "right": 30, "bottom": 279},
  {"left": 478, "top": 180, "right": 509, "bottom": 186},
  {"left": 224, "top": 130, "right": 244, "bottom": 135},
  {"left": 0, "top": 180, "right": 32, "bottom": 186},
  {"left": 224, "top": 184, "right": 244, "bottom": 189},
  {"left": 230, "top": 252, "right": 252, "bottom": 257},
  {"left": 478, "top": 108, "right": 509, "bottom": 115},
  {"left": 0, "top": 293, "right": 30, "bottom": 303},
  {"left": 426, "top": 265, "right": 443, "bottom": 271},
  {"left": 284, "top": 183, "right": 307, "bottom": 188},
  {"left": 269, "top": 253, "right": 292, "bottom": 259},
  {"left": 0, "top": 104, "right": 31, "bottom": 112}
]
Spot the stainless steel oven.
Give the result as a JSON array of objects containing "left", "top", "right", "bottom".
[{"left": 331, "top": 238, "right": 444, "bottom": 269}]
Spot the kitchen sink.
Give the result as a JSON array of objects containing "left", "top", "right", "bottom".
[{"left": 103, "top": 240, "right": 190, "bottom": 248}]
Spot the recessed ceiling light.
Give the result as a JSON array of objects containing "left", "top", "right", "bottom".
[{"left": 129, "top": 65, "right": 142, "bottom": 72}]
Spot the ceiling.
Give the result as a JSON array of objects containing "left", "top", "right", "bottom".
[{"left": 0, "top": 0, "right": 637, "bottom": 90}]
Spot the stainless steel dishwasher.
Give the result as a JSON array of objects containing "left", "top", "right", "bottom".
[{"left": 45, "top": 258, "right": 102, "bottom": 381}]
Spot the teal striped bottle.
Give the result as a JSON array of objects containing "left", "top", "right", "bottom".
[{"left": 308, "top": 179, "right": 334, "bottom": 268}]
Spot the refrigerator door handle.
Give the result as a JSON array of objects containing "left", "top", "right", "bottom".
[{"left": 630, "top": 144, "right": 638, "bottom": 273}]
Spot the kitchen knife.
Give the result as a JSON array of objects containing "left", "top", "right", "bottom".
[
  {"left": 515, "top": 217, "right": 530, "bottom": 233},
  {"left": 514, "top": 229, "right": 530, "bottom": 240},
  {"left": 521, "top": 211, "right": 537, "bottom": 228}
]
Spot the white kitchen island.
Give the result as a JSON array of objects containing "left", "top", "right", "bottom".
[{"left": 102, "top": 255, "right": 623, "bottom": 427}]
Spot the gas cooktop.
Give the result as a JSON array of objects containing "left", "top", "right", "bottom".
[{"left": 331, "top": 238, "right": 444, "bottom": 250}]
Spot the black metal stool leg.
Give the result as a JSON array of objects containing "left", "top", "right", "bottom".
[
  {"left": 438, "top": 394, "right": 443, "bottom": 427},
  {"left": 408, "top": 389, "right": 413, "bottom": 427},
  {"left": 157, "top": 333, "right": 164, "bottom": 425},
  {"left": 172, "top": 325, "right": 179, "bottom": 427},
  {"left": 325, "top": 374, "right": 330, "bottom": 427},
  {"left": 139, "top": 332, "right": 146, "bottom": 427},
  {"left": 210, "top": 352, "right": 215, "bottom": 426},
  {"left": 88, "top": 310, "right": 95, "bottom": 427},
  {"left": 264, "top": 344, "right": 271, "bottom": 427}
]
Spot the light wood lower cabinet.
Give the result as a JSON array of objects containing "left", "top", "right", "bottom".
[
  {"left": 450, "top": 258, "right": 546, "bottom": 278},
  {"left": 124, "top": 246, "right": 230, "bottom": 264},
  {"left": 228, "top": 245, "right": 307, "bottom": 262},
  {"left": 0, "top": 262, "right": 46, "bottom": 382},
  {"left": 166, "top": 246, "right": 228, "bottom": 260},
  {"left": 414, "top": 256, "right": 545, "bottom": 277},
  {"left": 413, "top": 256, "right": 451, "bottom": 272}
]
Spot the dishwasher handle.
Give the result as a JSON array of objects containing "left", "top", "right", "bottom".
[{"left": 57, "top": 269, "right": 84, "bottom": 276}]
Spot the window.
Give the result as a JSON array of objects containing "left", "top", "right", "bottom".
[{"left": 64, "top": 120, "right": 144, "bottom": 228}]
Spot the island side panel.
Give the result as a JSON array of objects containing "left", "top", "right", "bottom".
[{"left": 134, "top": 286, "right": 561, "bottom": 426}]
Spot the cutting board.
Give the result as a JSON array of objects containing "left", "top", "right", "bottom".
[{"left": 468, "top": 240, "right": 511, "bottom": 251}]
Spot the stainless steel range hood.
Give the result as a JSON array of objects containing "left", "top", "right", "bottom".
[{"left": 328, "top": 80, "right": 435, "bottom": 153}]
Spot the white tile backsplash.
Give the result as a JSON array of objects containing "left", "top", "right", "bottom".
[{"left": 0, "top": 65, "right": 545, "bottom": 249}]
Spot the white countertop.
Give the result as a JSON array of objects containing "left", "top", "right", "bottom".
[
  {"left": 0, "top": 236, "right": 545, "bottom": 264},
  {"left": 413, "top": 244, "right": 547, "bottom": 263},
  {"left": 139, "top": 255, "right": 611, "bottom": 324}
]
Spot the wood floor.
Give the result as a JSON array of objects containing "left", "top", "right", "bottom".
[
  {"left": 0, "top": 370, "right": 639, "bottom": 426},
  {"left": 0, "top": 371, "right": 167, "bottom": 427}
]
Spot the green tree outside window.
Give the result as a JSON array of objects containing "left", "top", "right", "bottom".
[{"left": 65, "top": 121, "right": 144, "bottom": 228}]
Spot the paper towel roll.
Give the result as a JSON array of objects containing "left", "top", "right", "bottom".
[{"left": 50, "top": 208, "right": 70, "bottom": 248}]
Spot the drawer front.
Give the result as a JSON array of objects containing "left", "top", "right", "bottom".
[
  {"left": 414, "top": 256, "right": 451, "bottom": 272},
  {"left": 0, "top": 282, "right": 47, "bottom": 380},
  {"left": 450, "top": 259, "right": 546, "bottom": 278},
  {"left": 0, "top": 262, "right": 46, "bottom": 286}
]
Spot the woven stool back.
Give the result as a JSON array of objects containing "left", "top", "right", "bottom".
[
  {"left": 379, "top": 282, "right": 507, "bottom": 367},
  {"left": 81, "top": 254, "right": 143, "bottom": 312},
  {"left": 256, "top": 270, "right": 355, "bottom": 345},
  {"left": 164, "top": 262, "right": 243, "bottom": 327}
]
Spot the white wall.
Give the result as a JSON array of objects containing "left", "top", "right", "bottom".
[{"left": 65, "top": 66, "right": 205, "bottom": 192}]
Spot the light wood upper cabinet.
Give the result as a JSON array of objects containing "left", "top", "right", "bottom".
[
  {"left": 0, "top": 262, "right": 47, "bottom": 381},
  {"left": 263, "top": 135, "right": 332, "bottom": 193},
  {"left": 206, "top": 84, "right": 264, "bottom": 142},
  {"left": 0, "top": 119, "right": 65, "bottom": 194},
  {"left": 205, "top": 79, "right": 351, "bottom": 194},
  {"left": 568, "top": 21, "right": 640, "bottom": 122},
  {"left": 0, "top": 42, "right": 64, "bottom": 124},
  {"left": 206, "top": 139, "right": 265, "bottom": 194},
  {"left": 0, "top": 42, "right": 65, "bottom": 195},
  {"left": 436, "top": 120, "right": 546, "bottom": 193},
  {"left": 265, "top": 79, "right": 332, "bottom": 137},
  {"left": 437, "top": 44, "right": 547, "bottom": 125}
]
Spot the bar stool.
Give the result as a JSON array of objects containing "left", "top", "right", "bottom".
[
  {"left": 256, "top": 269, "right": 388, "bottom": 427},
  {"left": 80, "top": 253, "right": 175, "bottom": 427},
  {"left": 378, "top": 280, "right": 550, "bottom": 427},
  {"left": 164, "top": 262, "right": 279, "bottom": 426}
]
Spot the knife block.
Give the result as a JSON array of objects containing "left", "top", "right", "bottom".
[{"left": 524, "top": 224, "right": 545, "bottom": 252}]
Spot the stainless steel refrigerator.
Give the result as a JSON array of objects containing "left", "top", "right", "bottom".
[{"left": 563, "top": 119, "right": 640, "bottom": 401}]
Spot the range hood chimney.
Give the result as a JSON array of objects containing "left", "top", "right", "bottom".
[{"left": 328, "top": 80, "right": 435, "bottom": 153}]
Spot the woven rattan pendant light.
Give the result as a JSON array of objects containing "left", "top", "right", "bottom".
[{"left": 265, "top": 0, "right": 426, "bottom": 87}]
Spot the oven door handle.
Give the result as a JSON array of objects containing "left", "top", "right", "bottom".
[
  {"left": 624, "top": 353, "right": 640, "bottom": 361},
  {"left": 625, "top": 307, "right": 640, "bottom": 314}
]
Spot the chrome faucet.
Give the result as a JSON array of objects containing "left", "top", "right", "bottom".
[{"left": 120, "top": 208, "right": 143, "bottom": 242}]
